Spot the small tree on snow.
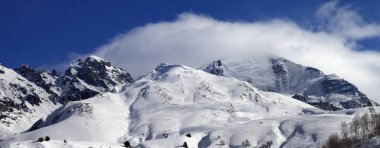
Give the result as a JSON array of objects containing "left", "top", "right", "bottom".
[
  {"left": 360, "top": 113, "right": 371, "bottom": 140},
  {"left": 350, "top": 115, "right": 361, "bottom": 139},
  {"left": 341, "top": 122, "right": 349, "bottom": 140},
  {"left": 261, "top": 141, "right": 273, "bottom": 148},
  {"left": 242, "top": 139, "right": 251, "bottom": 147},
  {"left": 183, "top": 142, "right": 188, "bottom": 148},
  {"left": 124, "top": 141, "right": 131, "bottom": 148},
  {"left": 219, "top": 140, "right": 226, "bottom": 146}
]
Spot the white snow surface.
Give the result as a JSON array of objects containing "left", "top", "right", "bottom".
[
  {"left": 0, "top": 65, "right": 59, "bottom": 137},
  {"left": 221, "top": 57, "right": 278, "bottom": 91},
  {"left": 0, "top": 64, "right": 376, "bottom": 147},
  {"left": 212, "top": 57, "right": 325, "bottom": 95}
]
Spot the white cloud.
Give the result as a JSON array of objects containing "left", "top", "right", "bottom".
[
  {"left": 73, "top": 2, "right": 380, "bottom": 102},
  {"left": 316, "top": 0, "right": 380, "bottom": 40}
]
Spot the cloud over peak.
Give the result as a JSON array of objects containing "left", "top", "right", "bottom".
[{"left": 84, "top": 2, "right": 380, "bottom": 102}]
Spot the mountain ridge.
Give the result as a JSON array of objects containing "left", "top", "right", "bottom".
[
  {"left": 0, "top": 55, "right": 134, "bottom": 137},
  {"left": 0, "top": 56, "right": 379, "bottom": 147},
  {"left": 203, "top": 57, "right": 377, "bottom": 110}
]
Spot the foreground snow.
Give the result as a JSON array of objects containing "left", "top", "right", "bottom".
[{"left": 6, "top": 140, "right": 125, "bottom": 148}]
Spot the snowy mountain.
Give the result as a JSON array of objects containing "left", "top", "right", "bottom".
[
  {"left": 13, "top": 56, "right": 134, "bottom": 103},
  {"left": 59, "top": 55, "right": 134, "bottom": 102},
  {"left": 203, "top": 57, "right": 377, "bottom": 110},
  {"left": 15, "top": 65, "right": 61, "bottom": 100},
  {"left": 0, "top": 65, "right": 59, "bottom": 137},
  {"left": 0, "top": 56, "right": 134, "bottom": 137},
  {"left": 2, "top": 63, "right": 375, "bottom": 148},
  {"left": 1, "top": 56, "right": 379, "bottom": 147}
]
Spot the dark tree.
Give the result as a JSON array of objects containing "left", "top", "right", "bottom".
[
  {"left": 186, "top": 133, "right": 191, "bottom": 138},
  {"left": 261, "top": 140, "right": 273, "bottom": 148},
  {"left": 123, "top": 141, "right": 131, "bottom": 147},
  {"left": 242, "top": 139, "right": 251, "bottom": 147},
  {"left": 64, "top": 139, "right": 67, "bottom": 143},
  {"left": 45, "top": 136, "right": 50, "bottom": 141},
  {"left": 183, "top": 142, "right": 188, "bottom": 148},
  {"left": 37, "top": 137, "right": 44, "bottom": 142},
  {"left": 321, "top": 133, "right": 345, "bottom": 148},
  {"left": 51, "top": 69, "right": 59, "bottom": 76}
]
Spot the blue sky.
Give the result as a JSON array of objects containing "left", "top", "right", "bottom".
[
  {"left": 2, "top": 1, "right": 380, "bottom": 100},
  {"left": 1, "top": 0, "right": 380, "bottom": 69}
]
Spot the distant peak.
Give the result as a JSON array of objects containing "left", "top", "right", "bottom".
[
  {"left": 270, "top": 57, "right": 289, "bottom": 64},
  {"left": 17, "top": 64, "right": 34, "bottom": 71},
  {"left": 86, "top": 55, "right": 105, "bottom": 62},
  {"left": 154, "top": 63, "right": 182, "bottom": 72},
  {"left": 15, "top": 64, "right": 36, "bottom": 74},
  {"left": 71, "top": 55, "right": 111, "bottom": 68},
  {"left": 20, "top": 64, "right": 32, "bottom": 68},
  {"left": 325, "top": 74, "right": 340, "bottom": 80},
  {"left": 150, "top": 63, "right": 190, "bottom": 80},
  {"left": 203, "top": 60, "right": 224, "bottom": 76}
]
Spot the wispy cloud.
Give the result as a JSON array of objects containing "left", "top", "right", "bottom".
[
  {"left": 316, "top": 0, "right": 380, "bottom": 40},
  {"left": 58, "top": 1, "right": 380, "bottom": 102}
]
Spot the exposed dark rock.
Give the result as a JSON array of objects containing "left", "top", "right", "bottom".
[
  {"left": 203, "top": 60, "right": 224, "bottom": 76},
  {"left": 14, "top": 56, "right": 134, "bottom": 104},
  {"left": 271, "top": 58, "right": 289, "bottom": 91},
  {"left": 60, "top": 56, "right": 133, "bottom": 102},
  {"left": 322, "top": 78, "right": 360, "bottom": 94},
  {"left": 14, "top": 65, "right": 60, "bottom": 100}
]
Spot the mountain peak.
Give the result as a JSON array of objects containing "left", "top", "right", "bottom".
[
  {"left": 203, "top": 57, "right": 377, "bottom": 110},
  {"left": 86, "top": 55, "right": 106, "bottom": 62},
  {"left": 70, "top": 55, "right": 111, "bottom": 68},
  {"left": 14, "top": 64, "right": 61, "bottom": 99},
  {"left": 154, "top": 63, "right": 182, "bottom": 72},
  {"left": 61, "top": 56, "right": 133, "bottom": 102},
  {"left": 150, "top": 63, "right": 189, "bottom": 80},
  {"left": 203, "top": 60, "right": 224, "bottom": 76},
  {"left": 15, "top": 64, "right": 35, "bottom": 74}
]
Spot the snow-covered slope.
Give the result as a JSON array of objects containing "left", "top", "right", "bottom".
[
  {"left": 203, "top": 57, "right": 377, "bottom": 110},
  {"left": 0, "top": 65, "right": 59, "bottom": 137},
  {"left": 2, "top": 63, "right": 368, "bottom": 148},
  {"left": 0, "top": 93, "right": 129, "bottom": 144},
  {"left": 124, "top": 63, "right": 317, "bottom": 145},
  {"left": 1, "top": 61, "right": 378, "bottom": 147}
]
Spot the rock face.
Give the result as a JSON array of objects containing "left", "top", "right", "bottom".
[
  {"left": 13, "top": 55, "right": 134, "bottom": 103},
  {"left": 203, "top": 57, "right": 377, "bottom": 110},
  {"left": 14, "top": 65, "right": 61, "bottom": 101},
  {"left": 203, "top": 60, "right": 224, "bottom": 76},
  {"left": 0, "top": 55, "right": 134, "bottom": 136},
  {"left": 60, "top": 55, "right": 134, "bottom": 102},
  {"left": 0, "top": 65, "right": 58, "bottom": 135}
]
